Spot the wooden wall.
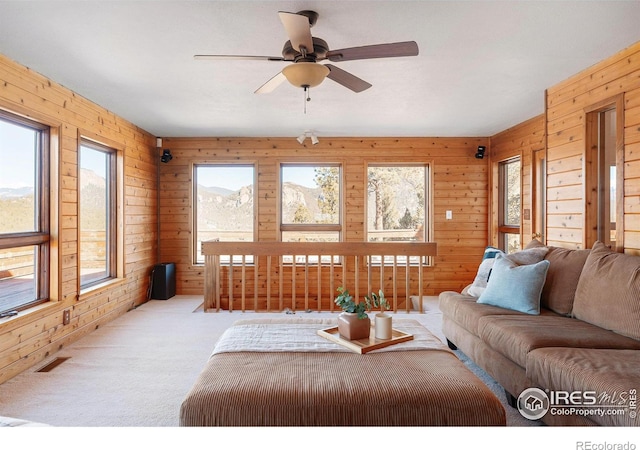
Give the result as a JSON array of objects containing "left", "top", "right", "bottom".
[
  {"left": 3, "top": 36, "right": 638, "bottom": 382},
  {"left": 0, "top": 54, "right": 158, "bottom": 384},
  {"left": 489, "top": 115, "right": 546, "bottom": 247},
  {"left": 546, "top": 40, "right": 640, "bottom": 254},
  {"left": 159, "top": 137, "right": 490, "bottom": 299}
]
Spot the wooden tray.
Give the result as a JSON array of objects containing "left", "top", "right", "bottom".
[{"left": 317, "top": 326, "right": 413, "bottom": 354}]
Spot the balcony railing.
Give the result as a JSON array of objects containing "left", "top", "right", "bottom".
[{"left": 201, "top": 240, "right": 437, "bottom": 313}]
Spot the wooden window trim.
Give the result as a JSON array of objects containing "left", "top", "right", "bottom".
[
  {"left": 583, "top": 94, "right": 624, "bottom": 252},
  {"left": 495, "top": 157, "right": 522, "bottom": 251},
  {"left": 0, "top": 110, "right": 50, "bottom": 312},
  {"left": 77, "top": 133, "right": 125, "bottom": 294},
  {"left": 192, "top": 163, "right": 257, "bottom": 266},
  {"left": 279, "top": 162, "right": 343, "bottom": 238}
]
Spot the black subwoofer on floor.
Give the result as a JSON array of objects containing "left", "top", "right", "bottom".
[{"left": 151, "top": 262, "right": 176, "bottom": 300}]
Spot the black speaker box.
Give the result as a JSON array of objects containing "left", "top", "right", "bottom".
[{"left": 151, "top": 262, "right": 176, "bottom": 300}]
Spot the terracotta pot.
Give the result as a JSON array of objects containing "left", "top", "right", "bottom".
[{"left": 337, "top": 312, "right": 371, "bottom": 340}]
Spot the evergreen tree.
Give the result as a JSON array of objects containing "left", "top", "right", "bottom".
[{"left": 313, "top": 167, "right": 339, "bottom": 223}]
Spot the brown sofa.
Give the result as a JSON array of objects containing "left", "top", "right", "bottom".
[{"left": 440, "top": 240, "right": 640, "bottom": 426}]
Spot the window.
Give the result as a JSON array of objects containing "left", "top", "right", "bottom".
[
  {"left": 79, "top": 140, "right": 117, "bottom": 288},
  {"left": 367, "top": 165, "right": 430, "bottom": 265},
  {"left": 194, "top": 164, "right": 255, "bottom": 264},
  {"left": 532, "top": 150, "right": 546, "bottom": 243},
  {"left": 498, "top": 158, "right": 521, "bottom": 253},
  {"left": 367, "top": 165, "right": 428, "bottom": 242},
  {"left": 585, "top": 97, "right": 623, "bottom": 251},
  {"left": 280, "top": 164, "right": 341, "bottom": 243},
  {"left": 0, "top": 111, "right": 50, "bottom": 313}
]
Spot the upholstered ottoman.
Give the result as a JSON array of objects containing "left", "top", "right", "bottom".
[{"left": 180, "top": 318, "right": 506, "bottom": 426}]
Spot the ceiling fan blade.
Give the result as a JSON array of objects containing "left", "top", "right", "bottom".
[
  {"left": 325, "top": 41, "right": 419, "bottom": 62},
  {"left": 254, "top": 71, "right": 287, "bottom": 94},
  {"left": 194, "top": 55, "right": 286, "bottom": 61},
  {"left": 278, "top": 11, "right": 314, "bottom": 54},
  {"left": 325, "top": 65, "right": 372, "bottom": 93}
]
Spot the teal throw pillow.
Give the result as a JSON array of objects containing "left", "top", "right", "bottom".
[{"left": 477, "top": 254, "right": 550, "bottom": 315}]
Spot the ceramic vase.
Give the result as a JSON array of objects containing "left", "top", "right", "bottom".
[
  {"left": 374, "top": 312, "right": 393, "bottom": 339},
  {"left": 337, "top": 312, "right": 371, "bottom": 340}
]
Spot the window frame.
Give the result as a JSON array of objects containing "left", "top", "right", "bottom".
[
  {"left": 497, "top": 157, "right": 522, "bottom": 253},
  {"left": 192, "top": 163, "right": 257, "bottom": 265},
  {"left": 584, "top": 95, "right": 625, "bottom": 252},
  {"left": 0, "top": 110, "right": 50, "bottom": 313},
  {"left": 365, "top": 162, "right": 432, "bottom": 266},
  {"left": 78, "top": 139, "right": 118, "bottom": 290},
  {"left": 279, "top": 162, "right": 343, "bottom": 243}
]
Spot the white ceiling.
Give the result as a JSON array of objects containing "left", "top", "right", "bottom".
[{"left": 1, "top": 1, "right": 640, "bottom": 138}]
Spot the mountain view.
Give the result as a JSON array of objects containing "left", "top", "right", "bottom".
[
  {"left": 2, "top": 169, "right": 424, "bottom": 237},
  {"left": 0, "top": 168, "right": 107, "bottom": 234},
  {"left": 196, "top": 181, "right": 324, "bottom": 233},
  {"left": 0, "top": 187, "right": 35, "bottom": 233}
]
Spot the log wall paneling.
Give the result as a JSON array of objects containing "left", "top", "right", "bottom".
[
  {"left": 159, "top": 137, "right": 490, "bottom": 298},
  {"left": 489, "top": 115, "right": 546, "bottom": 249},
  {"left": 546, "top": 40, "right": 640, "bottom": 253},
  {"left": 0, "top": 54, "right": 158, "bottom": 384}
]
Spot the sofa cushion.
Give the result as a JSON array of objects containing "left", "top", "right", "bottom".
[
  {"left": 467, "top": 245, "right": 549, "bottom": 297},
  {"left": 526, "top": 240, "right": 591, "bottom": 316},
  {"left": 477, "top": 255, "right": 550, "bottom": 315},
  {"left": 478, "top": 314, "right": 640, "bottom": 368},
  {"left": 526, "top": 348, "right": 640, "bottom": 426},
  {"left": 439, "top": 291, "right": 525, "bottom": 336},
  {"left": 573, "top": 241, "right": 640, "bottom": 340}
]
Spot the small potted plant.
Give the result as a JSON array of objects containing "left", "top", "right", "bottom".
[
  {"left": 334, "top": 286, "right": 390, "bottom": 340},
  {"left": 366, "top": 290, "right": 393, "bottom": 340}
]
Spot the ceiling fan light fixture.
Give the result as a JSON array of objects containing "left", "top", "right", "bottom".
[{"left": 282, "top": 62, "right": 329, "bottom": 88}]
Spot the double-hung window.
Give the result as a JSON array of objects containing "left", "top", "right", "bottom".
[
  {"left": 280, "top": 164, "right": 341, "bottom": 263},
  {"left": 498, "top": 157, "right": 521, "bottom": 253},
  {"left": 0, "top": 111, "right": 50, "bottom": 313},
  {"left": 280, "top": 164, "right": 341, "bottom": 241},
  {"left": 193, "top": 164, "right": 255, "bottom": 264},
  {"left": 367, "top": 164, "right": 430, "bottom": 264},
  {"left": 79, "top": 140, "right": 118, "bottom": 289}
]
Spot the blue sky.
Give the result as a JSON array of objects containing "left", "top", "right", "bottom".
[
  {"left": 1, "top": 117, "right": 319, "bottom": 191},
  {"left": 0, "top": 120, "right": 36, "bottom": 189}
]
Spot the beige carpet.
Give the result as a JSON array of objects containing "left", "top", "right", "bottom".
[{"left": 0, "top": 295, "right": 535, "bottom": 427}]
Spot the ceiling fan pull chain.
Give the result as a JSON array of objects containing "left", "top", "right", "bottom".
[{"left": 304, "top": 86, "right": 311, "bottom": 114}]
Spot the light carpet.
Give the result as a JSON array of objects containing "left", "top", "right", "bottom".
[{"left": 0, "top": 295, "right": 539, "bottom": 427}]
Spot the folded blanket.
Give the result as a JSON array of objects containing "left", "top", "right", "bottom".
[{"left": 211, "top": 317, "right": 450, "bottom": 355}]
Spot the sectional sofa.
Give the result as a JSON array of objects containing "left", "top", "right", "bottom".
[{"left": 440, "top": 240, "right": 640, "bottom": 426}]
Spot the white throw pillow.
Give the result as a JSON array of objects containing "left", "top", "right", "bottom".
[{"left": 467, "top": 245, "right": 549, "bottom": 297}]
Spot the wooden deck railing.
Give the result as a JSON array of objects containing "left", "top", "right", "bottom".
[{"left": 202, "top": 241, "right": 437, "bottom": 313}]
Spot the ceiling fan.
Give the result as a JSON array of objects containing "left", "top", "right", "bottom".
[{"left": 194, "top": 10, "right": 419, "bottom": 96}]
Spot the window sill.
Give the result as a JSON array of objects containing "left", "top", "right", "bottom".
[
  {"left": 78, "top": 277, "right": 126, "bottom": 301},
  {"left": 0, "top": 301, "right": 59, "bottom": 332}
]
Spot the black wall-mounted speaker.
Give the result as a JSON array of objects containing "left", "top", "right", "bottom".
[{"left": 475, "top": 146, "right": 486, "bottom": 159}]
